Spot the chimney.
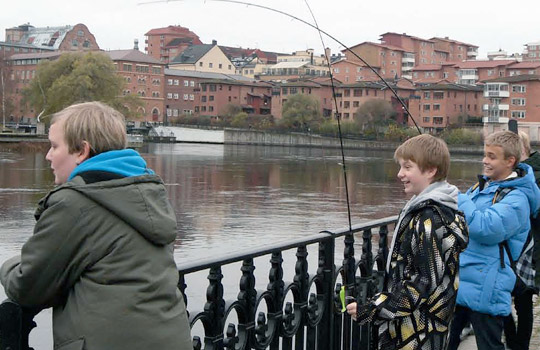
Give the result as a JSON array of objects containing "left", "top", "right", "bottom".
[
  {"left": 134, "top": 39, "right": 139, "bottom": 50},
  {"left": 212, "top": 39, "right": 217, "bottom": 46},
  {"left": 325, "top": 47, "right": 331, "bottom": 60}
]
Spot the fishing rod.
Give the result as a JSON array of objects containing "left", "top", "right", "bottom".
[
  {"left": 301, "top": 0, "right": 352, "bottom": 233},
  {"left": 139, "top": 0, "right": 423, "bottom": 134}
]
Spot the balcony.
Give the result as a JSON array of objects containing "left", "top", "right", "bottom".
[
  {"left": 467, "top": 48, "right": 478, "bottom": 57},
  {"left": 483, "top": 116, "right": 509, "bottom": 124},
  {"left": 402, "top": 56, "right": 415, "bottom": 64},
  {"left": 484, "top": 90, "right": 510, "bottom": 98},
  {"left": 459, "top": 74, "right": 479, "bottom": 81},
  {"left": 482, "top": 104, "right": 509, "bottom": 111}
]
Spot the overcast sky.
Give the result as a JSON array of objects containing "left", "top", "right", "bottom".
[{"left": 2, "top": 0, "right": 539, "bottom": 60}]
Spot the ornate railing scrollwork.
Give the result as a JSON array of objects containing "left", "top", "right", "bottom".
[{"left": 0, "top": 216, "right": 397, "bottom": 350}]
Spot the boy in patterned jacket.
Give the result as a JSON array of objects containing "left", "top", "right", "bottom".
[{"left": 346, "top": 134, "right": 469, "bottom": 350}]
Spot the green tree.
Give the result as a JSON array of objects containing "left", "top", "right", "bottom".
[
  {"left": 23, "top": 52, "right": 141, "bottom": 121},
  {"left": 280, "top": 94, "right": 322, "bottom": 131},
  {"left": 353, "top": 99, "right": 396, "bottom": 132}
]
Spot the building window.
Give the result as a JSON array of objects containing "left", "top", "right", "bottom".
[
  {"left": 173, "top": 93, "right": 179, "bottom": 99},
  {"left": 167, "top": 79, "right": 173, "bottom": 85},
  {"left": 511, "top": 111, "right": 526, "bottom": 119},
  {"left": 512, "top": 85, "right": 526, "bottom": 93},
  {"left": 72, "top": 40, "right": 78, "bottom": 47},
  {"left": 190, "top": 81, "right": 195, "bottom": 87},
  {"left": 201, "top": 96, "right": 207, "bottom": 102},
  {"left": 189, "top": 94, "right": 194, "bottom": 101},
  {"left": 83, "top": 41, "right": 90, "bottom": 48},
  {"left": 423, "top": 92, "right": 431, "bottom": 99},
  {"left": 184, "top": 94, "right": 189, "bottom": 100},
  {"left": 184, "top": 80, "right": 189, "bottom": 87},
  {"left": 219, "top": 63, "right": 222, "bottom": 69},
  {"left": 209, "top": 96, "right": 214, "bottom": 101},
  {"left": 433, "top": 117, "right": 444, "bottom": 125},
  {"left": 423, "top": 104, "right": 431, "bottom": 111},
  {"left": 423, "top": 117, "right": 430, "bottom": 122},
  {"left": 174, "top": 79, "right": 179, "bottom": 86},
  {"left": 511, "top": 98, "right": 526, "bottom": 106},
  {"left": 123, "top": 64, "right": 132, "bottom": 72},
  {"left": 353, "top": 101, "right": 359, "bottom": 108},
  {"left": 209, "top": 63, "right": 213, "bottom": 68},
  {"left": 353, "top": 89, "right": 362, "bottom": 97},
  {"left": 199, "top": 62, "right": 203, "bottom": 67},
  {"left": 152, "top": 67, "right": 161, "bottom": 74},
  {"left": 209, "top": 106, "right": 214, "bottom": 112},
  {"left": 433, "top": 104, "right": 441, "bottom": 111}
]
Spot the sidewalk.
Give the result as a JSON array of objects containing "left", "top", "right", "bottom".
[{"left": 458, "top": 296, "right": 540, "bottom": 350}]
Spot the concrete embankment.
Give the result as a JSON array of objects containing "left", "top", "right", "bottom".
[
  {"left": 0, "top": 127, "right": 485, "bottom": 155},
  {"left": 223, "top": 128, "right": 484, "bottom": 154}
]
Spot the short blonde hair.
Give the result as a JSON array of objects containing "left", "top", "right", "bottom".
[
  {"left": 394, "top": 134, "right": 450, "bottom": 182},
  {"left": 485, "top": 131, "right": 521, "bottom": 166},
  {"left": 519, "top": 131, "right": 531, "bottom": 156},
  {"left": 51, "top": 101, "right": 127, "bottom": 156}
]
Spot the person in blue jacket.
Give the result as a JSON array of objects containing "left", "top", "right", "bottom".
[{"left": 447, "top": 131, "right": 540, "bottom": 350}]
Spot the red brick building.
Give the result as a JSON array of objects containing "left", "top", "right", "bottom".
[
  {"left": 107, "top": 49, "right": 166, "bottom": 121},
  {"left": 270, "top": 80, "right": 334, "bottom": 120},
  {"left": 164, "top": 68, "right": 254, "bottom": 120},
  {"left": 482, "top": 75, "right": 540, "bottom": 140},
  {"left": 331, "top": 59, "right": 379, "bottom": 83},
  {"left": 144, "top": 25, "right": 202, "bottom": 64},
  {"left": 408, "top": 82, "right": 485, "bottom": 132},
  {"left": 5, "top": 23, "right": 99, "bottom": 52},
  {"left": 198, "top": 80, "right": 273, "bottom": 116}
]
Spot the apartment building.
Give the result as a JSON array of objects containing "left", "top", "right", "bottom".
[
  {"left": 164, "top": 68, "right": 252, "bottom": 120},
  {"left": 144, "top": 25, "right": 202, "bottom": 64},
  {"left": 523, "top": 41, "right": 540, "bottom": 62},
  {"left": 270, "top": 80, "right": 334, "bottom": 120},
  {"left": 344, "top": 42, "right": 408, "bottom": 80},
  {"left": 408, "top": 82, "right": 485, "bottom": 132},
  {"left": 482, "top": 75, "right": 540, "bottom": 140},
  {"left": 507, "top": 61, "right": 540, "bottom": 76},
  {"left": 169, "top": 42, "right": 236, "bottom": 74},
  {"left": 107, "top": 49, "right": 165, "bottom": 121},
  {"left": 331, "top": 59, "right": 379, "bottom": 83},
  {"left": 5, "top": 23, "right": 99, "bottom": 52},
  {"left": 198, "top": 80, "right": 273, "bottom": 116},
  {"left": 335, "top": 79, "right": 415, "bottom": 122},
  {"left": 430, "top": 37, "right": 478, "bottom": 61},
  {"left": 6, "top": 52, "right": 63, "bottom": 122},
  {"left": 454, "top": 60, "right": 517, "bottom": 85}
]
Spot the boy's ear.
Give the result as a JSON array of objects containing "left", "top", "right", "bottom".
[
  {"left": 425, "top": 167, "right": 437, "bottom": 181},
  {"left": 76, "top": 141, "right": 91, "bottom": 164},
  {"left": 505, "top": 156, "right": 517, "bottom": 169}
]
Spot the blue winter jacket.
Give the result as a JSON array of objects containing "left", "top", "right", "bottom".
[{"left": 456, "top": 163, "right": 540, "bottom": 316}]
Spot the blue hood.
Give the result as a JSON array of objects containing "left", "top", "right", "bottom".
[
  {"left": 68, "top": 149, "right": 154, "bottom": 181},
  {"left": 484, "top": 163, "right": 540, "bottom": 217}
]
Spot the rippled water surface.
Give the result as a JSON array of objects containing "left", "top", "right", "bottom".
[{"left": 0, "top": 142, "right": 482, "bottom": 347}]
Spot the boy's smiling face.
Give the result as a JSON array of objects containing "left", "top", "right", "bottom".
[
  {"left": 397, "top": 158, "right": 437, "bottom": 196},
  {"left": 483, "top": 145, "right": 515, "bottom": 181}
]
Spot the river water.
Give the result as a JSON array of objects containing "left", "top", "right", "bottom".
[{"left": 0, "top": 142, "right": 482, "bottom": 347}]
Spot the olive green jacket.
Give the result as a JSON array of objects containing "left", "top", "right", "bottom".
[{"left": 0, "top": 175, "right": 192, "bottom": 350}]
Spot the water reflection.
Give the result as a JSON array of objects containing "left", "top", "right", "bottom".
[
  {"left": 0, "top": 143, "right": 482, "bottom": 264},
  {"left": 0, "top": 143, "right": 483, "bottom": 348}
]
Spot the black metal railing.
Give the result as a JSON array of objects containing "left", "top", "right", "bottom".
[{"left": 0, "top": 215, "right": 397, "bottom": 350}]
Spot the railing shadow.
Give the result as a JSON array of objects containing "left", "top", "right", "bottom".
[{"left": 0, "top": 215, "right": 397, "bottom": 350}]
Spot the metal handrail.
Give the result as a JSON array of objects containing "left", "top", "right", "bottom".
[{"left": 0, "top": 215, "right": 398, "bottom": 350}]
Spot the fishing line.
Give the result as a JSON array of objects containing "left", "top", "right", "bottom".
[
  {"left": 138, "top": 0, "right": 423, "bottom": 134},
  {"left": 302, "top": 0, "right": 352, "bottom": 232}
]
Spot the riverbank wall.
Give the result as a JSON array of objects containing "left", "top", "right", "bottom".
[
  {"left": 0, "top": 128, "right": 485, "bottom": 154},
  {"left": 223, "top": 128, "right": 484, "bottom": 155}
]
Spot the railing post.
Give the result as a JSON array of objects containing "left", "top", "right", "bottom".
[
  {"left": 342, "top": 231, "right": 356, "bottom": 350},
  {"left": 204, "top": 266, "right": 225, "bottom": 350},
  {"left": 293, "top": 245, "right": 309, "bottom": 350},
  {"left": 316, "top": 236, "right": 335, "bottom": 350},
  {"left": 238, "top": 258, "right": 256, "bottom": 349},
  {"left": 357, "top": 228, "right": 374, "bottom": 350},
  {"left": 267, "top": 251, "right": 284, "bottom": 350}
]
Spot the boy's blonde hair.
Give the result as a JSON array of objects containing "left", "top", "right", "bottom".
[
  {"left": 484, "top": 131, "right": 521, "bottom": 167},
  {"left": 51, "top": 101, "right": 127, "bottom": 157},
  {"left": 519, "top": 131, "right": 531, "bottom": 156},
  {"left": 394, "top": 134, "right": 450, "bottom": 182}
]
